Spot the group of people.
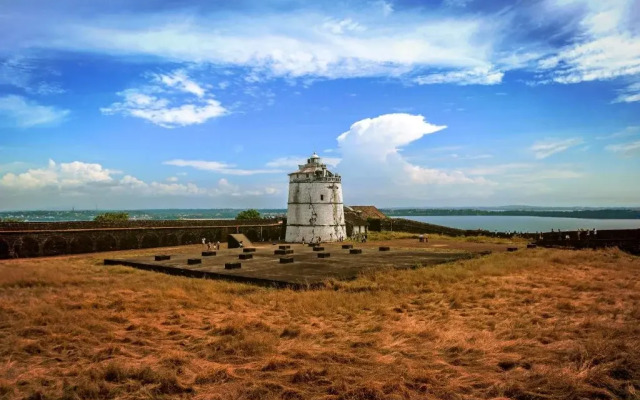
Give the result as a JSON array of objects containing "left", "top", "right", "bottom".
[
  {"left": 202, "top": 238, "right": 221, "bottom": 250},
  {"left": 548, "top": 228, "right": 598, "bottom": 241}
]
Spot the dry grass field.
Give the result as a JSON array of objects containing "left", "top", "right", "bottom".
[{"left": 1, "top": 236, "right": 639, "bottom": 400}]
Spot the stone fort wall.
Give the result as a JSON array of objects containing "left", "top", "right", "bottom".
[{"left": 0, "top": 220, "right": 285, "bottom": 259}]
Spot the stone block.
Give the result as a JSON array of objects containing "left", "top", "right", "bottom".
[
  {"left": 280, "top": 257, "right": 294, "bottom": 264},
  {"left": 155, "top": 255, "right": 171, "bottom": 261},
  {"left": 279, "top": 245, "right": 291, "bottom": 250},
  {"left": 317, "top": 252, "right": 330, "bottom": 258},
  {"left": 239, "top": 253, "right": 253, "bottom": 260},
  {"left": 479, "top": 250, "right": 492, "bottom": 256},
  {"left": 187, "top": 258, "right": 201, "bottom": 265},
  {"left": 342, "top": 244, "right": 353, "bottom": 249},
  {"left": 349, "top": 249, "right": 362, "bottom": 254},
  {"left": 225, "top": 262, "right": 241, "bottom": 269},
  {"left": 527, "top": 244, "right": 537, "bottom": 249},
  {"left": 507, "top": 247, "right": 518, "bottom": 252},
  {"left": 379, "top": 246, "right": 390, "bottom": 251},
  {"left": 274, "top": 249, "right": 294, "bottom": 255},
  {"left": 313, "top": 246, "right": 324, "bottom": 251},
  {"left": 201, "top": 251, "right": 216, "bottom": 256},
  {"left": 243, "top": 247, "right": 256, "bottom": 253}
]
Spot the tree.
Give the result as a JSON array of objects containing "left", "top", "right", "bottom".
[
  {"left": 236, "top": 209, "right": 261, "bottom": 220},
  {"left": 94, "top": 212, "right": 129, "bottom": 223}
]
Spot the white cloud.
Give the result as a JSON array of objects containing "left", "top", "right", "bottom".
[
  {"left": 163, "top": 159, "right": 282, "bottom": 175},
  {"left": 337, "top": 113, "right": 446, "bottom": 158},
  {"left": 530, "top": 138, "right": 583, "bottom": 159},
  {"left": 0, "top": 160, "right": 115, "bottom": 189},
  {"left": 0, "top": 160, "right": 282, "bottom": 202},
  {"left": 414, "top": 67, "right": 504, "bottom": 85},
  {"left": 337, "top": 113, "right": 488, "bottom": 188},
  {"left": 606, "top": 140, "right": 640, "bottom": 157},
  {"left": 0, "top": 95, "right": 69, "bottom": 128},
  {"left": 100, "top": 70, "right": 226, "bottom": 128},
  {"left": 19, "top": 9, "right": 499, "bottom": 83}
]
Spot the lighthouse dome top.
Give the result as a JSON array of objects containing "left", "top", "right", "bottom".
[{"left": 288, "top": 152, "right": 341, "bottom": 182}]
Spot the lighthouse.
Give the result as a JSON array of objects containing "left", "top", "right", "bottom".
[{"left": 285, "top": 153, "right": 346, "bottom": 243}]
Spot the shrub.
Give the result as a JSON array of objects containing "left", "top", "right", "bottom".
[
  {"left": 93, "top": 212, "right": 129, "bottom": 223},
  {"left": 236, "top": 209, "right": 261, "bottom": 220}
]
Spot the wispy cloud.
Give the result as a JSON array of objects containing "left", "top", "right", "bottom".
[
  {"left": 612, "top": 82, "right": 640, "bottom": 103},
  {"left": 530, "top": 138, "right": 583, "bottom": 159},
  {"left": 9, "top": 7, "right": 501, "bottom": 83},
  {"left": 534, "top": 0, "right": 640, "bottom": 86},
  {"left": 163, "top": 159, "right": 282, "bottom": 175},
  {"left": 596, "top": 125, "right": 640, "bottom": 140},
  {"left": 100, "top": 70, "right": 226, "bottom": 128},
  {"left": 0, "top": 57, "right": 65, "bottom": 95},
  {"left": 414, "top": 67, "right": 504, "bottom": 86},
  {"left": 606, "top": 140, "right": 640, "bottom": 157},
  {"left": 0, "top": 95, "right": 69, "bottom": 128}
]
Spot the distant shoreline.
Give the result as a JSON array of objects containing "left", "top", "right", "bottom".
[
  {"left": 1, "top": 208, "right": 639, "bottom": 222},
  {"left": 382, "top": 209, "right": 640, "bottom": 220}
]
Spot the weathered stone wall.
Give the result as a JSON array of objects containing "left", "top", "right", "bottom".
[
  {"left": 285, "top": 180, "right": 346, "bottom": 242},
  {"left": 0, "top": 221, "right": 285, "bottom": 259},
  {"left": 0, "top": 218, "right": 273, "bottom": 231}
]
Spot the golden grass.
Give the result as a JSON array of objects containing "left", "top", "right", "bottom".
[
  {"left": 0, "top": 239, "right": 639, "bottom": 399},
  {"left": 367, "top": 230, "right": 527, "bottom": 245}
]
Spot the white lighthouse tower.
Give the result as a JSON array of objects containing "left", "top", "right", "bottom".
[{"left": 285, "top": 153, "right": 346, "bottom": 243}]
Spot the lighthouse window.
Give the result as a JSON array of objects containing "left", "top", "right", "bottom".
[{"left": 320, "top": 194, "right": 325, "bottom": 201}]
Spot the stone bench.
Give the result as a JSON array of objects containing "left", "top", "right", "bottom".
[
  {"left": 507, "top": 247, "right": 518, "bottom": 252},
  {"left": 342, "top": 244, "right": 353, "bottom": 249},
  {"left": 279, "top": 245, "right": 291, "bottom": 250},
  {"left": 313, "top": 246, "right": 325, "bottom": 251},
  {"left": 243, "top": 248, "right": 256, "bottom": 253},
  {"left": 527, "top": 244, "right": 537, "bottom": 249},
  {"left": 280, "top": 257, "right": 294, "bottom": 264},
  {"left": 379, "top": 246, "right": 390, "bottom": 251},
  {"left": 187, "top": 258, "right": 201, "bottom": 265},
  {"left": 239, "top": 253, "right": 253, "bottom": 260},
  {"left": 317, "top": 252, "right": 330, "bottom": 258},
  {"left": 202, "top": 251, "right": 216, "bottom": 256},
  {"left": 349, "top": 249, "right": 362, "bottom": 254},
  {"left": 274, "top": 249, "right": 294, "bottom": 255},
  {"left": 225, "top": 262, "right": 241, "bottom": 269},
  {"left": 155, "top": 255, "right": 171, "bottom": 261}
]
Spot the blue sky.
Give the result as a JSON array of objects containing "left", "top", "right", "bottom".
[{"left": 0, "top": 0, "right": 639, "bottom": 210}]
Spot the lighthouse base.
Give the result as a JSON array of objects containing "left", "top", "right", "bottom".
[{"left": 285, "top": 225, "right": 346, "bottom": 243}]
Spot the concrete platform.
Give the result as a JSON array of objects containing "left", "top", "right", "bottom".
[{"left": 104, "top": 243, "right": 474, "bottom": 289}]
